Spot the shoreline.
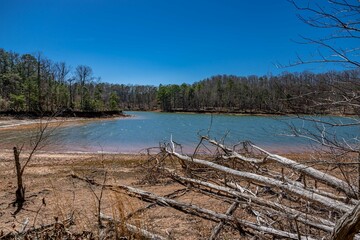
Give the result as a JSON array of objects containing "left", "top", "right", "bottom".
[
  {"left": 0, "top": 147, "right": 316, "bottom": 160},
  {"left": 128, "top": 109, "right": 358, "bottom": 117},
  {"left": 0, "top": 143, "right": 316, "bottom": 156},
  {"left": 0, "top": 114, "right": 131, "bottom": 131}
]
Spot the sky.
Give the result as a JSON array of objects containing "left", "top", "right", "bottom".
[{"left": 0, "top": 0, "right": 347, "bottom": 85}]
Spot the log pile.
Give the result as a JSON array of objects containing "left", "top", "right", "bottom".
[{"left": 72, "top": 136, "right": 360, "bottom": 239}]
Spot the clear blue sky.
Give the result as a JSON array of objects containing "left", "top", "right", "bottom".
[{"left": 0, "top": 0, "right": 341, "bottom": 85}]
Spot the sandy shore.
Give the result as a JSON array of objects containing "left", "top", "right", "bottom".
[
  {"left": 0, "top": 150, "right": 235, "bottom": 239},
  {"left": 0, "top": 116, "right": 126, "bottom": 131}
]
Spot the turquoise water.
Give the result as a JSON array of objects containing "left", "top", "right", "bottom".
[{"left": 0, "top": 111, "right": 358, "bottom": 153}]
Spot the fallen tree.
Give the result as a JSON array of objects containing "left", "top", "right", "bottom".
[{"left": 69, "top": 135, "right": 360, "bottom": 239}]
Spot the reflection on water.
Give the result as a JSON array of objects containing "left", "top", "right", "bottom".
[{"left": 0, "top": 111, "right": 358, "bottom": 153}]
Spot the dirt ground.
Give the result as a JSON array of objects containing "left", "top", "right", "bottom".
[
  {"left": 0, "top": 149, "right": 240, "bottom": 239},
  {"left": 0, "top": 116, "right": 123, "bottom": 130}
]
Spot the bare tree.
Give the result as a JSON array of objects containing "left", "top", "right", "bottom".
[
  {"left": 67, "top": 77, "right": 76, "bottom": 109},
  {"left": 285, "top": 1, "right": 360, "bottom": 238},
  {"left": 12, "top": 117, "right": 58, "bottom": 214},
  {"left": 54, "top": 62, "right": 71, "bottom": 85},
  {"left": 283, "top": 0, "right": 360, "bottom": 118},
  {"left": 286, "top": 0, "right": 360, "bottom": 68},
  {"left": 285, "top": 0, "right": 360, "bottom": 177},
  {"left": 75, "top": 65, "right": 93, "bottom": 110}
]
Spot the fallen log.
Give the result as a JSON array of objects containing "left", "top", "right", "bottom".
[
  {"left": 166, "top": 169, "right": 335, "bottom": 232},
  {"left": 100, "top": 213, "right": 167, "bottom": 240},
  {"left": 71, "top": 173, "right": 317, "bottom": 240},
  {"left": 165, "top": 149, "right": 352, "bottom": 213},
  {"left": 205, "top": 136, "right": 358, "bottom": 199},
  {"left": 126, "top": 188, "right": 189, "bottom": 220},
  {"left": 203, "top": 136, "right": 264, "bottom": 164},
  {"left": 1, "top": 217, "right": 74, "bottom": 240},
  {"left": 331, "top": 202, "right": 360, "bottom": 240},
  {"left": 251, "top": 144, "right": 358, "bottom": 199},
  {"left": 209, "top": 201, "right": 239, "bottom": 240},
  {"left": 254, "top": 166, "right": 357, "bottom": 205}
]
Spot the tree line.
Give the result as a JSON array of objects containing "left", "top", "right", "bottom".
[
  {"left": 158, "top": 71, "right": 360, "bottom": 115},
  {"left": 0, "top": 48, "right": 358, "bottom": 115},
  {"left": 0, "top": 48, "right": 157, "bottom": 114}
]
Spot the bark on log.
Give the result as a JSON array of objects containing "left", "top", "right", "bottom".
[
  {"left": 126, "top": 188, "right": 189, "bottom": 220},
  {"left": 71, "top": 173, "right": 316, "bottom": 240},
  {"left": 167, "top": 169, "right": 335, "bottom": 232},
  {"left": 166, "top": 149, "right": 352, "bottom": 213},
  {"left": 209, "top": 201, "right": 239, "bottom": 240},
  {"left": 205, "top": 136, "right": 358, "bottom": 199},
  {"left": 100, "top": 213, "right": 167, "bottom": 240},
  {"left": 204, "top": 137, "right": 265, "bottom": 164},
  {"left": 331, "top": 202, "right": 360, "bottom": 240},
  {"left": 251, "top": 144, "right": 358, "bottom": 199},
  {"left": 13, "top": 147, "right": 25, "bottom": 208}
]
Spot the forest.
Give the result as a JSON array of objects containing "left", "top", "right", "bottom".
[
  {"left": 0, "top": 48, "right": 359, "bottom": 115},
  {"left": 0, "top": 48, "right": 157, "bottom": 114}
]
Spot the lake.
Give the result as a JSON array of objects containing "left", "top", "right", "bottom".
[{"left": 0, "top": 111, "right": 358, "bottom": 153}]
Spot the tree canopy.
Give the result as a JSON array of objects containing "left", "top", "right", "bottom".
[{"left": 0, "top": 48, "right": 358, "bottom": 115}]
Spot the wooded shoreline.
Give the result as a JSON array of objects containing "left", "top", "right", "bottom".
[
  {"left": 0, "top": 109, "right": 357, "bottom": 121},
  {"left": 0, "top": 110, "right": 128, "bottom": 119},
  {"left": 1, "top": 48, "right": 359, "bottom": 117},
  {"left": 155, "top": 108, "right": 359, "bottom": 117}
]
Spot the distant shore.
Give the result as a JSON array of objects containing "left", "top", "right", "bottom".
[
  {"left": 0, "top": 110, "right": 128, "bottom": 118},
  {"left": 141, "top": 109, "right": 356, "bottom": 117},
  {"left": 0, "top": 110, "right": 131, "bottom": 130}
]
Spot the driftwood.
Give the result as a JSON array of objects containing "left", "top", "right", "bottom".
[
  {"left": 209, "top": 201, "right": 239, "bottom": 240},
  {"left": 205, "top": 136, "right": 358, "bottom": 199},
  {"left": 166, "top": 150, "right": 352, "bottom": 213},
  {"left": 250, "top": 144, "right": 359, "bottom": 199},
  {"left": 165, "top": 137, "right": 360, "bottom": 239},
  {"left": 1, "top": 217, "right": 74, "bottom": 240},
  {"left": 100, "top": 213, "right": 167, "bottom": 240},
  {"left": 331, "top": 203, "right": 360, "bottom": 240},
  {"left": 125, "top": 188, "right": 189, "bottom": 220},
  {"left": 71, "top": 173, "right": 317, "bottom": 240},
  {"left": 166, "top": 168, "right": 335, "bottom": 232},
  {"left": 69, "top": 134, "right": 360, "bottom": 239}
]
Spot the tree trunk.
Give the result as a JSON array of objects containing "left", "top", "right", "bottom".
[
  {"left": 358, "top": 153, "right": 360, "bottom": 199},
  {"left": 13, "top": 147, "right": 25, "bottom": 207},
  {"left": 331, "top": 202, "right": 360, "bottom": 240},
  {"left": 209, "top": 201, "right": 239, "bottom": 240}
]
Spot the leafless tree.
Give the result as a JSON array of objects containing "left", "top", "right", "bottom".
[
  {"left": 286, "top": 0, "right": 360, "bottom": 68},
  {"left": 54, "top": 62, "right": 71, "bottom": 85},
  {"left": 285, "top": 1, "right": 360, "bottom": 238},
  {"left": 282, "top": 0, "right": 360, "bottom": 119},
  {"left": 75, "top": 65, "right": 93, "bottom": 110},
  {"left": 12, "top": 117, "right": 58, "bottom": 214},
  {"left": 284, "top": 0, "right": 360, "bottom": 176}
]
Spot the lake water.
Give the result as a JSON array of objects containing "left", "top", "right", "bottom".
[{"left": 0, "top": 111, "right": 358, "bottom": 153}]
